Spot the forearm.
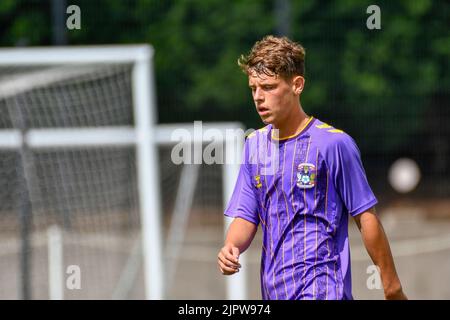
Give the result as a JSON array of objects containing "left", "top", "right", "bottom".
[
  {"left": 356, "top": 210, "right": 404, "bottom": 298},
  {"left": 225, "top": 217, "right": 257, "bottom": 253}
]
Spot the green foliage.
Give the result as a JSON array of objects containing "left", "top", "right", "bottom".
[
  {"left": 0, "top": 0, "right": 50, "bottom": 45},
  {"left": 0, "top": 0, "right": 448, "bottom": 155},
  {"left": 291, "top": 0, "right": 449, "bottom": 154}
]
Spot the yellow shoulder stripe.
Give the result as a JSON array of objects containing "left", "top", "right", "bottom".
[
  {"left": 328, "top": 129, "right": 344, "bottom": 133},
  {"left": 258, "top": 126, "right": 268, "bottom": 132},
  {"left": 316, "top": 123, "right": 332, "bottom": 129}
]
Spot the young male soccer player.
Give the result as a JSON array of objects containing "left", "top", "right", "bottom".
[{"left": 217, "top": 35, "right": 407, "bottom": 300}]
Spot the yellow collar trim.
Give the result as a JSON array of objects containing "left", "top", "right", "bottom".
[{"left": 271, "top": 116, "right": 314, "bottom": 141}]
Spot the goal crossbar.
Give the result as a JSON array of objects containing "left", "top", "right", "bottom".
[
  {"left": 0, "top": 123, "right": 244, "bottom": 149},
  {"left": 0, "top": 45, "right": 153, "bottom": 65}
]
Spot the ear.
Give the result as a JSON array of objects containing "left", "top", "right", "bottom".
[{"left": 292, "top": 76, "right": 305, "bottom": 95}]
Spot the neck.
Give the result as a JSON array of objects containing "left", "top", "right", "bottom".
[{"left": 272, "top": 104, "right": 310, "bottom": 139}]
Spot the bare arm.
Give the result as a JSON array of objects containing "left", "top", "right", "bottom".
[
  {"left": 353, "top": 207, "right": 407, "bottom": 300},
  {"left": 217, "top": 217, "right": 258, "bottom": 275}
]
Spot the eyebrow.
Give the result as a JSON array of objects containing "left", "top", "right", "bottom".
[{"left": 249, "top": 82, "right": 277, "bottom": 87}]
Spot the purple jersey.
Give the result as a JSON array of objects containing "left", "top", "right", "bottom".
[{"left": 224, "top": 117, "right": 377, "bottom": 300}]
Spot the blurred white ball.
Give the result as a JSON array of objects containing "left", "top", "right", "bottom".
[{"left": 388, "top": 158, "right": 421, "bottom": 193}]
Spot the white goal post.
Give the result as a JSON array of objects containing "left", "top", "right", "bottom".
[{"left": 0, "top": 45, "right": 247, "bottom": 299}]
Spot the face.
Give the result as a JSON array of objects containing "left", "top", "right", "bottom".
[{"left": 248, "top": 72, "right": 304, "bottom": 126}]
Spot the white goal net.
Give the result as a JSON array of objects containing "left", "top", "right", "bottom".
[{"left": 0, "top": 46, "right": 246, "bottom": 300}]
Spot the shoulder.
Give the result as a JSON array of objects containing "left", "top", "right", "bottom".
[
  {"left": 244, "top": 124, "right": 271, "bottom": 149},
  {"left": 310, "top": 120, "right": 366, "bottom": 178},
  {"left": 242, "top": 124, "right": 271, "bottom": 163},
  {"left": 246, "top": 124, "right": 271, "bottom": 140},
  {"left": 310, "top": 119, "right": 356, "bottom": 152},
  {"left": 310, "top": 119, "right": 362, "bottom": 170}
]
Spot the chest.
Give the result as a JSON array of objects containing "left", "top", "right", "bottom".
[{"left": 249, "top": 137, "right": 323, "bottom": 189}]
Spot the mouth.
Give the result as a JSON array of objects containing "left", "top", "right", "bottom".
[{"left": 257, "top": 105, "right": 270, "bottom": 115}]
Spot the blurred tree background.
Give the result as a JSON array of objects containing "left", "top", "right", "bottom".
[{"left": 0, "top": 0, "right": 449, "bottom": 198}]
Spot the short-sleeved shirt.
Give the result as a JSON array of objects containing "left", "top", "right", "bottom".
[{"left": 224, "top": 117, "right": 377, "bottom": 300}]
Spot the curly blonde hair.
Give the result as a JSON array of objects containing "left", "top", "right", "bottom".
[{"left": 238, "top": 35, "right": 306, "bottom": 79}]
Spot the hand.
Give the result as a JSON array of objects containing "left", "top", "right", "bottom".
[
  {"left": 385, "top": 286, "right": 408, "bottom": 300},
  {"left": 217, "top": 244, "right": 241, "bottom": 275}
]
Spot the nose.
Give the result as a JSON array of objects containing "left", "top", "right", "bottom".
[{"left": 253, "top": 87, "right": 264, "bottom": 102}]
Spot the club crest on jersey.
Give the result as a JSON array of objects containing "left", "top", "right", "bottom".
[{"left": 296, "top": 163, "right": 316, "bottom": 189}]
